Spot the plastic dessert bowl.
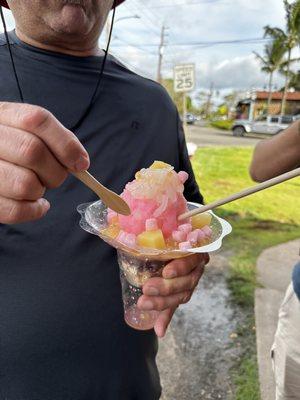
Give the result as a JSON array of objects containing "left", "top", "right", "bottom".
[{"left": 77, "top": 200, "right": 232, "bottom": 330}]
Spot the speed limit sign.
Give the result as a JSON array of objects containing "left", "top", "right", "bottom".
[{"left": 174, "top": 64, "right": 195, "bottom": 93}]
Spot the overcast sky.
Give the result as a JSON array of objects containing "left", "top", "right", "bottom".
[{"left": 1, "top": 0, "right": 297, "bottom": 93}]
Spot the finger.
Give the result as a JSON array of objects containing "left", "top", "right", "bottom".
[
  {"left": 0, "top": 195, "right": 50, "bottom": 224},
  {"left": 154, "top": 307, "right": 177, "bottom": 338},
  {"left": 143, "top": 265, "right": 204, "bottom": 297},
  {"left": 162, "top": 253, "right": 209, "bottom": 279},
  {"left": 138, "top": 290, "right": 192, "bottom": 312},
  {"left": 0, "top": 125, "right": 68, "bottom": 188},
  {"left": 0, "top": 102, "right": 90, "bottom": 172},
  {"left": 0, "top": 159, "right": 45, "bottom": 201}
]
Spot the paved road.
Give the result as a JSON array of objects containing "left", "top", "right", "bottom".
[{"left": 185, "top": 124, "right": 262, "bottom": 147}]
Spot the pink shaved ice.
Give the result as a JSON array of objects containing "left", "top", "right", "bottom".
[
  {"left": 118, "top": 176, "right": 188, "bottom": 238},
  {"left": 146, "top": 219, "right": 158, "bottom": 231}
]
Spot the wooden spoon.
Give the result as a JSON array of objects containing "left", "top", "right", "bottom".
[
  {"left": 178, "top": 167, "right": 300, "bottom": 221},
  {"left": 72, "top": 170, "right": 131, "bottom": 216}
]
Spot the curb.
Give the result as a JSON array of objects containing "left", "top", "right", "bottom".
[{"left": 255, "top": 239, "right": 299, "bottom": 400}]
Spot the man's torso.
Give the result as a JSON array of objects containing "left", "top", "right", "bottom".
[{"left": 0, "top": 31, "right": 192, "bottom": 400}]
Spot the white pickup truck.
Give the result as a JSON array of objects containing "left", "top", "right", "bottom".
[{"left": 232, "top": 115, "right": 300, "bottom": 137}]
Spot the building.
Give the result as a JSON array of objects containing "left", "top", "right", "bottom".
[{"left": 235, "top": 91, "right": 300, "bottom": 121}]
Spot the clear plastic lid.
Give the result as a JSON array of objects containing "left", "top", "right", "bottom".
[{"left": 77, "top": 201, "right": 232, "bottom": 261}]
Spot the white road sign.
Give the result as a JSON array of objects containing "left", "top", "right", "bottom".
[{"left": 174, "top": 64, "right": 195, "bottom": 93}]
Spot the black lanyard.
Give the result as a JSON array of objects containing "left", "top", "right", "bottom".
[{"left": 0, "top": 0, "right": 117, "bottom": 133}]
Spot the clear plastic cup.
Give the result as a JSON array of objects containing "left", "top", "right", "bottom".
[{"left": 117, "top": 250, "right": 168, "bottom": 330}]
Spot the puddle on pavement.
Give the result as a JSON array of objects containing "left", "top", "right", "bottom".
[{"left": 157, "top": 253, "right": 244, "bottom": 400}]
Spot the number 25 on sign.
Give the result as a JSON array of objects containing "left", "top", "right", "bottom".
[{"left": 174, "top": 64, "right": 195, "bottom": 93}]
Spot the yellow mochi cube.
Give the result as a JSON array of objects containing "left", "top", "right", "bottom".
[
  {"left": 137, "top": 229, "right": 166, "bottom": 249},
  {"left": 102, "top": 225, "right": 120, "bottom": 239},
  {"left": 150, "top": 161, "right": 171, "bottom": 170},
  {"left": 191, "top": 212, "right": 212, "bottom": 229}
]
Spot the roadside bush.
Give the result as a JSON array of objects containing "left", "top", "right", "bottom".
[{"left": 210, "top": 119, "right": 234, "bottom": 130}]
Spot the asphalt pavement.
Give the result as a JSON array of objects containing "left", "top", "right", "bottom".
[{"left": 185, "top": 123, "right": 262, "bottom": 148}]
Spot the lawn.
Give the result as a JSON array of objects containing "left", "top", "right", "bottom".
[{"left": 192, "top": 147, "right": 300, "bottom": 400}]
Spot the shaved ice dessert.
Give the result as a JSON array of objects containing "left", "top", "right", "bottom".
[
  {"left": 98, "top": 161, "right": 213, "bottom": 331},
  {"left": 103, "top": 161, "right": 213, "bottom": 253},
  {"left": 77, "top": 161, "right": 232, "bottom": 331}
]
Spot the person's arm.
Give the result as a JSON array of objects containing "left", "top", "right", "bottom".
[
  {"left": 250, "top": 120, "right": 300, "bottom": 182},
  {"left": 177, "top": 112, "right": 204, "bottom": 204}
]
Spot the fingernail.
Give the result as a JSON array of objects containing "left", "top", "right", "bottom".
[
  {"left": 39, "top": 198, "right": 50, "bottom": 213},
  {"left": 164, "top": 270, "right": 177, "bottom": 279},
  {"left": 140, "top": 300, "right": 154, "bottom": 310},
  {"left": 145, "top": 287, "right": 159, "bottom": 296},
  {"left": 75, "top": 154, "right": 90, "bottom": 172},
  {"left": 157, "top": 329, "right": 165, "bottom": 338}
]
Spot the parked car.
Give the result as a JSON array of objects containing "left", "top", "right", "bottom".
[
  {"left": 181, "top": 113, "right": 198, "bottom": 125},
  {"left": 232, "top": 114, "right": 300, "bottom": 137}
]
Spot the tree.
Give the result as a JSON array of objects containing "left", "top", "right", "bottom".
[
  {"left": 264, "top": 0, "right": 300, "bottom": 115},
  {"left": 162, "top": 78, "right": 196, "bottom": 115},
  {"left": 288, "top": 70, "right": 300, "bottom": 90},
  {"left": 223, "top": 92, "right": 241, "bottom": 118},
  {"left": 254, "top": 36, "right": 286, "bottom": 113}
]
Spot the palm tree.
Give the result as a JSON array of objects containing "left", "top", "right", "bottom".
[
  {"left": 264, "top": 0, "right": 300, "bottom": 115},
  {"left": 287, "top": 69, "right": 300, "bottom": 90},
  {"left": 254, "top": 36, "right": 286, "bottom": 114}
]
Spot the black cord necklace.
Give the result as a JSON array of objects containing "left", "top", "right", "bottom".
[{"left": 0, "top": 1, "right": 117, "bottom": 132}]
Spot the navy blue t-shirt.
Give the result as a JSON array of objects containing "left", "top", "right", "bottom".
[
  {"left": 292, "top": 262, "right": 300, "bottom": 300},
  {"left": 0, "top": 31, "right": 203, "bottom": 399}
]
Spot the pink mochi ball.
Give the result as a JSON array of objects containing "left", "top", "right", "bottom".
[
  {"left": 187, "top": 230, "right": 198, "bottom": 245},
  {"left": 179, "top": 241, "right": 192, "bottom": 251},
  {"left": 178, "top": 223, "right": 193, "bottom": 235},
  {"left": 195, "top": 229, "right": 206, "bottom": 241},
  {"left": 172, "top": 230, "right": 186, "bottom": 243},
  {"left": 202, "top": 226, "right": 212, "bottom": 237},
  {"left": 123, "top": 233, "right": 137, "bottom": 249}
]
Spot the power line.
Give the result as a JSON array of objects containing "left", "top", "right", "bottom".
[
  {"left": 137, "top": 0, "right": 185, "bottom": 65},
  {"left": 112, "top": 35, "right": 157, "bottom": 55},
  {"left": 141, "top": 0, "right": 227, "bottom": 9},
  {"left": 111, "top": 37, "right": 271, "bottom": 48},
  {"left": 114, "top": 54, "right": 153, "bottom": 78},
  {"left": 123, "top": 0, "right": 161, "bottom": 37}
]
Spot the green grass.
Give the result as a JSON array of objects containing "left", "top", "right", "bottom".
[
  {"left": 234, "top": 355, "right": 260, "bottom": 400},
  {"left": 192, "top": 147, "right": 300, "bottom": 400},
  {"left": 210, "top": 120, "right": 234, "bottom": 131}
]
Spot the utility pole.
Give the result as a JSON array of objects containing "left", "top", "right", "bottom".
[
  {"left": 105, "top": 14, "right": 112, "bottom": 43},
  {"left": 157, "top": 25, "right": 168, "bottom": 84},
  {"left": 183, "top": 92, "right": 188, "bottom": 133}
]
